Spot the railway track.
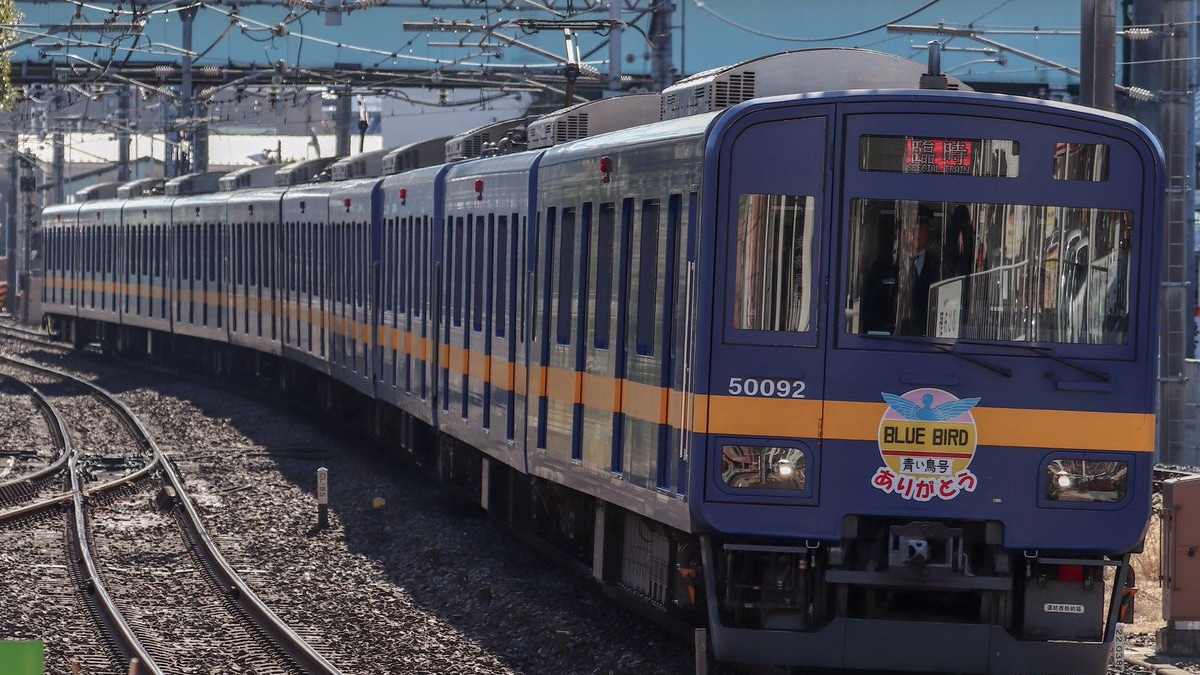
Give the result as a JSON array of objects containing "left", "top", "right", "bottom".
[{"left": 0, "top": 353, "right": 341, "bottom": 675}]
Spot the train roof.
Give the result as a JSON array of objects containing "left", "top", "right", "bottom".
[
  {"left": 330, "top": 148, "right": 389, "bottom": 181},
  {"left": 442, "top": 147, "right": 544, "bottom": 179},
  {"left": 527, "top": 93, "right": 662, "bottom": 150},
  {"left": 224, "top": 186, "right": 287, "bottom": 205},
  {"left": 537, "top": 110, "right": 718, "bottom": 167},
  {"left": 74, "top": 181, "right": 123, "bottom": 202},
  {"left": 164, "top": 171, "right": 227, "bottom": 196},
  {"left": 219, "top": 165, "right": 282, "bottom": 192},
  {"left": 117, "top": 177, "right": 165, "bottom": 199},
  {"left": 378, "top": 162, "right": 449, "bottom": 191},
  {"left": 274, "top": 157, "right": 339, "bottom": 186},
  {"left": 445, "top": 116, "right": 534, "bottom": 162},
  {"left": 382, "top": 136, "right": 451, "bottom": 174},
  {"left": 660, "top": 48, "right": 970, "bottom": 121}
]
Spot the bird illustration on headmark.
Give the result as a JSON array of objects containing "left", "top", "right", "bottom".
[{"left": 882, "top": 392, "right": 981, "bottom": 421}]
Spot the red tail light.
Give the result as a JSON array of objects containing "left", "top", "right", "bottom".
[{"left": 1058, "top": 565, "right": 1084, "bottom": 583}]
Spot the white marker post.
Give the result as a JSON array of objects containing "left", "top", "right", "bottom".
[{"left": 316, "top": 467, "right": 329, "bottom": 529}]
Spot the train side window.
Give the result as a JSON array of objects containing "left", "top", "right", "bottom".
[
  {"left": 208, "top": 223, "right": 217, "bottom": 283},
  {"left": 534, "top": 208, "right": 555, "bottom": 344},
  {"left": 733, "top": 194, "right": 814, "bottom": 332},
  {"left": 397, "top": 217, "right": 406, "bottom": 317},
  {"left": 141, "top": 225, "right": 149, "bottom": 276},
  {"left": 473, "top": 215, "right": 486, "bottom": 332},
  {"left": 268, "top": 222, "right": 277, "bottom": 291},
  {"left": 495, "top": 215, "right": 508, "bottom": 338},
  {"left": 1053, "top": 143, "right": 1110, "bottom": 182},
  {"left": 357, "top": 222, "right": 366, "bottom": 308},
  {"left": 593, "top": 203, "right": 616, "bottom": 350},
  {"left": 452, "top": 216, "right": 465, "bottom": 327},
  {"left": 485, "top": 213, "right": 496, "bottom": 333},
  {"left": 556, "top": 207, "right": 577, "bottom": 345},
  {"left": 634, "top": 199, "right": 660, "bottom": 355}
]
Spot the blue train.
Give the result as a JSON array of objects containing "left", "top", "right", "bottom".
[{"left": 39, "top": 49, "right": 1164, "bottom": 674}]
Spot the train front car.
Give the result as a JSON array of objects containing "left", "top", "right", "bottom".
[{"left": 694, "top": 89, "right": 1163, "bottom": 673}]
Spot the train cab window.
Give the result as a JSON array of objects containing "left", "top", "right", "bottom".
[
  {"left": 847, "top": 199, "right": 1134, "bottom": 345},
  {"left": 720, "top": 445, "right": 808, "bottom": 491},
  {"left": 1053, "top": 142, "right": 1110, "bottom": 182},
  {"left": 733, "top": 194, "right": 814, "bottom": 332}
]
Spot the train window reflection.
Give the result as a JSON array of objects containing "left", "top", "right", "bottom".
[
  {"left": 847, "top": 199, "right": 1134, "bottom": 345},
  {"left": 733, "top": 194, "right": 814, "bottom": 332},
  {"left": 1045, "top": 458, "right": 1128, "bottom": 503},
  {"left": 721, "top": 445, "right": 807, "bottom": 490},
  {"left": 1053, "top": 142, "right": 1110, "bottom": 182}
]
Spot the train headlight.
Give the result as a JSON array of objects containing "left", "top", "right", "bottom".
[
  {"left": 721, "top": 445, "right": 807, "bottom": 491},
  {"left": 1044, "top": 458, "right": 1129, "bottom": 503}
]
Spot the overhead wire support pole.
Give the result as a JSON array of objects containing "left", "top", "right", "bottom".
[
  {"left": 888, "top": 23, "right": 1153, "bottom": 102},
  {"left": 178, "top": 2, "right": 200, "bottom": 175},
  {"left": 563, "top": 27, "right": 581, "bottom": 107},
  {"left": 608, "top": 0, "right": 623, "bottom": 92},
  {"left": 1159, "top": 0, "right": 1198, "bottom": 466}
]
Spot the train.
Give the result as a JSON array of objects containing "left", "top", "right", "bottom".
[{"left": 37, "top": 49, "right": 1164, "bottom": 674}]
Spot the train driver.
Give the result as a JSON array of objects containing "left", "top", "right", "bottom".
[{"left": 860, "top": 206, "right": 939, "bottom": 336}]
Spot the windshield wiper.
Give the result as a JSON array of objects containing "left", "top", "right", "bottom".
[
  {"left": 955, "top": 339, "right": 1110, "bottom": 382},
  {"left": 858, "top": 333, "right": 1013, "bottom": 378}
]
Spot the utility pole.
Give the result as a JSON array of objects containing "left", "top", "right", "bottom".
[
  {"left": 608, "top": 0, "right": 623, "bottom": 92},
  {"left": 51, "top": 131, "right": 63, "bottom": 205},
  {"left": 1081, "top": 0, "right": 1116, "bottom": 110},
  {"left": 336, "top": 92, "right": 351, "bottom": 157},
  {"left": 50, "top": 92, "right": 63, "bottom": 204},
  {"left": 117, "top": 86, "right": 131, "bottom": 182},
  {"left": 178, "top": 3, "right": 207, "bottom": 173},
  {"left": 649, "top": 1, "right": 675, "bottom": 92},
  {"left": 6, "top": 149, "right": 17, "bottom": 315},
  {"left": 1158, "top": 0, "right": 1198, "bottom": 466}
]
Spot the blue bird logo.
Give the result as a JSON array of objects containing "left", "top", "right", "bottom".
[{"left": 882, "top": 392, "right": 981, "bottom": 422}]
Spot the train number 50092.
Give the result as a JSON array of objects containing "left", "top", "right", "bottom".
[{"left": 727, "top": 377, "right": 806, "bottom": 399}]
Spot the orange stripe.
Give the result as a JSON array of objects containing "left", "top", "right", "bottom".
[
  {"left": 707, "top": 395, "right": 823, "bottom": 437},
  {"left": 581, "top": 372, "right": 618, "bottom": 413},
  {"left": 821, "top": 401, "right": 1153, "bottom": 452},
  {"left": 546, "top": 367, "right": 576, "bottom": 401},
  {"left": 622, "top": 380, "right": 671, "bottom": 425}
]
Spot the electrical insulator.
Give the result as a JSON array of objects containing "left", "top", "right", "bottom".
[{"left": 1123, "top": 27, "right": 1155, "bottom": 41}]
